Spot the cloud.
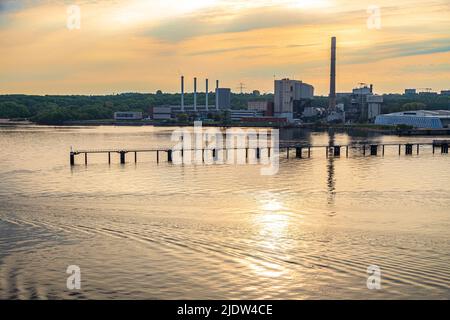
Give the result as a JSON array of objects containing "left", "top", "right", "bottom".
[
  {"left": 344, "top": 37, "right": 450, "bottom": 64},
  {"left": 144, "top": 6, "right": 361, "bottom": 42},
  {"left": 186, "top": 45, "right": 275, "bottom": 56}
]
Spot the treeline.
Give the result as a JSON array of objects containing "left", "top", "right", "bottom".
[
  {"left": 0, "top": 92, "right": 449, "bottom": 125},
  {"left": 0, "top": 92, "right": 271, "bottom": 124}
]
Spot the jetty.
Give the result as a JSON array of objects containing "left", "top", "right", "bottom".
[{"left": 69, "top": 141, "right": 449, "bottom": 165}]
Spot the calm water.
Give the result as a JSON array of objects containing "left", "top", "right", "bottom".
[{"left": 0, "top": 125, "right": 449, "bottom": 299}]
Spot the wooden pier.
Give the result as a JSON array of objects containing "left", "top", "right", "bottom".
[{"left": 70, "top": 141, "right": 449, "bottom": 166}]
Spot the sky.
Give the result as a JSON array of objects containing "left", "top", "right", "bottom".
[{"left": 0, "top": 0, "right": 449, "bottom": 95}]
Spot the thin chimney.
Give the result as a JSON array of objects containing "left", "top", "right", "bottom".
[
  {"left": 329, "top": 36, "right": 337, "bottom": 110},
  {"left": 215, "top": 80, "right": 219, "bottom": 111},
  {"left": 205, "top": 79, "right": 209, "bottom": 111},
  {"left": 194, "top": 77, "right": 197, "bottom": 112},
  {"left": 181, "top": 76, "right": 184, "bottom": 112}
]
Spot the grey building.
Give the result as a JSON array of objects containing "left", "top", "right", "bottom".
[
  {"left": 274, "top": 78, "right": 314, "bottom": 121},
  {"left": 216, "top": 88, "right": 231, "bottom": 109}
]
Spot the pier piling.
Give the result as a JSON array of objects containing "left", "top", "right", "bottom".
[
  {"left": 334, "top": 146, "right": 341, "bottom": 157},
  {"left": 167, "top": 150, "right": 173, "bottom": 162},
  {"left": 370, "top": 145, "right": 378, "bottom": 156},
  {"left": 70, "top": 152, "right": 75, "bottom": 166},
  {"left": 405, "top": 143, "right": 412, "bottom": 155},
  {"left": 120, "top": 151, "right": 126, "bottom": 164},
  {"left": 296, "top": 147, "right": 302, "bottom": 158}
]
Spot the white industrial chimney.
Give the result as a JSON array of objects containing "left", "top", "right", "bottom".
[
  {"left": 205, "top": 79, "right": 209, "bottom": 111},
  {"left": 194, "top": 77, "right": 197, "bottom": 112},
  {"left": 215, "top": 80, "right": 219, "bottom": 111},
  {"left": 181, "top": 76, "right": 184, "bottom": 112}
]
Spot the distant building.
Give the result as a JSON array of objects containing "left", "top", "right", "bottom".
[
  {"left": 375, "top": 110, "right": 450, "bottom": 129},
  {"left": 216, "top": 88, "right": 231, "bottom": 109},
  {"left": 229, "top": 109, "right": 263, "bottom": 121},
  {"left": 347, "top": 84, "right": 383, "bottom": 122},
  {"left": 441, "top": 90, "right": 450, "bottom": 96},
  {"left": 151, "top": 107, "right": 172, "bottom": 120},
  {"left": 114, "top": 111, "right": 143, "bottom": 120},
  {"left": 404, "top": 89, "right": 417, "bottom": 95},
  {"left": 274, "top": 78, "right": 314, "bottom": 121},
  {"left": 367, "top": 95, "right": 383, "bottom": 120},
  {"left": 247, "top": 100, "right": 274, "bottom": 116}
]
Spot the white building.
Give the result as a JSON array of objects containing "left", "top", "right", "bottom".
[
  {"left": 367, "top": 95, "right": 383, "bottom": 120},
  {"left": 274, "top": 79, "right": 314, "bottom": 121}
]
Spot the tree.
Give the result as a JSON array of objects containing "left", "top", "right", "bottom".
[{"left": 0, "top": 102, "right": 30, "bottom": 118}]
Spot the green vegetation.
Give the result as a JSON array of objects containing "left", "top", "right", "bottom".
[
  {"left": 0, "top": 92, "right": 272, "bottom": 124},
  {"left": 0, "top": 92, "right": 448, "bottom": 125}
]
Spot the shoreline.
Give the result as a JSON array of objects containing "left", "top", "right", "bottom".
[{"left": 2, "top": 119, "right": 450, "bottom": 136}]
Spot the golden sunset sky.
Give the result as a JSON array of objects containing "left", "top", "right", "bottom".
[{"left": 0, "top": 0, "right": 449, "bottom": 95}]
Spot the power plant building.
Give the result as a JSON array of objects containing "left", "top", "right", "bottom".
[
  {"left": 274, "top": 79, "right": 314, "bottom": 121},
  {"left": 216, "top": 88, "right": 231, "bottom": 109}
]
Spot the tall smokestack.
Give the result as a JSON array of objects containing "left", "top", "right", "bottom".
[
  {"left": 205, "top": 79, "right": 209, "bottom": 111},
  {"left": 215, "top": 80, "right": 219, "bottom": 111},
  {"left": 194, "top": 77, "right": 197, "bottom": 112},
  {"left": 329, "top": 36, "right": 336, "bottom": 110},
  {"left": 181, "top": 76, "right": 184, "bottom": 112}
]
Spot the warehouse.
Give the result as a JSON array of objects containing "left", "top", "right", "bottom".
[{"left": 375, "top": 110, "right": 450, "bottom": 129}]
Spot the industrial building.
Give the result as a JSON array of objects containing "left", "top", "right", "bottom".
[
  {"left": 274, "top": 78, "right": 314, "bottom": 121},
  {"left": 405, "top": 89, "right": 417, "bottom": 95},
  {"left": 150, "top": 107, "right": 172, "bottom": 120},
  {"left": 346, "top": 84, "right": 383, "bottom": 122},
  {"left": 375, "top": 110, "right": 450, "bottom": 129},
  {"left": 247, "top": 101, "right": 274, "bottom": 116},
  {"left": 216, "top": 88, "right": 231, "bottom": 109},
  {"left": 114, "top": 111, "right": 143, "bottom": 120}
]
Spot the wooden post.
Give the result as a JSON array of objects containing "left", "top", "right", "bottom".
[
  {"left": 108, "top": 152, "right": 111, "bottom": 164},
  {"left": 325, "top": 147, "right": 328, "bottom": 158},
  {"left": 134, "top": 152, "right": 137, "bottom": 163},
  {"left": 70, "top": 152, "right": 75, "bottom": 166},
  {"left": 167, "top": 150, "right": 173, "bottom": 162},
  {"left": 433, "top": 144, "right": 435, "bottom": 154},
  {"left": 333, "top": 146, "right": 341, "bottom": 157},
  {"left": 287, "top": 147, "right": 290, "bottom": 159},
  {"left": 417, "top": 144, "right": 419, "bottom": 155},
  {"left": 362, "top": 144, "right": 366, "bottom": 156},
  {"left": 308, "top": 147, "right": 311, "bottom": 158},
  {"left": 346, "top": 146, "right": 349, "bottom": 158},
  {"left": 296, "top": 147, "right": 302, "bottom": 158},
  {"left": 256, "top": 148, "right": 261, "bottom": 159},
  {"left": 370, "top": 145, "right": 377, "bottom": 156},
  {"left": 120, "top": 151, "right": 126, "bottom": 164},
  {"left": 398, "top": 144, "right": 401, "bottom": 155},
  {"left": 84, "top": 153, "right": 87, "bottom": 165},
  {"left": 156, "top": 150, "right": 159, "bottom": 163},
  {"left": 442, "top": 143, "right": 449, "bottom": 154},
  {"left": 382, "top": 145, "right": 385, "bottom": 156},
  {"left": 405, "top": 144, "right": 413, "bottom": 155}
]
